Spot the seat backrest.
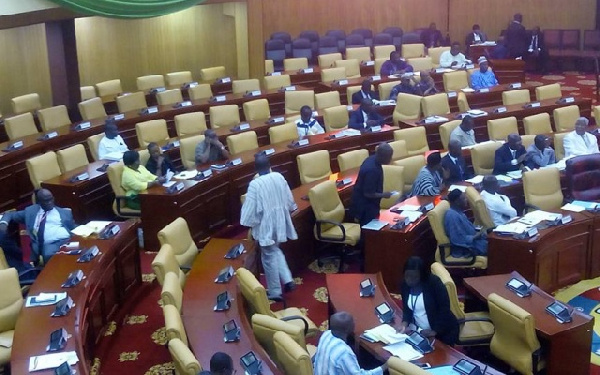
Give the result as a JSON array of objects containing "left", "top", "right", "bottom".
[
  {"left": 523, "top": 168, "right": 563, "bottom": 210},
  {"left": 428, "top": 46, "right": 450, "bottom": 65},
  {"left": 136, "top": 119, "right": 169, "bottom": 147},
  {"left": 156, "top": 89, "right": 183, "bottom": 106},
  {"left": 377, "top": 81, "right": 397, "bottom": 101},
  {"left": 174, "top": 112, "right": 207, "bottom": 137},
  {"left": 0, "top": 268, "right": 24, "bottom": 332},
  {"left": 584, "top": 29, "right": 600, "bottom": 50},
  {"left": 337, "top": 149, "right": 368, "bottom": 172},
  {"left": 188, "top": 83, "right": 213, "bottom": 101},
  {"left": 402, "top": 43, "right": 425, "bottom": 58},
  {"left": 381, "top": 165, "right": 405, "bottom": 209},
  {"left": 209, "top": 105, "right": 241, "bottom": 129},
  {"left": 535, "top": 83, "right": 561, "bottom": 101},
  {"left": 163, "top": 303, "right": 188, "bottom": 346},
  {"left": 323, "top": 105, "right": 349, "bottom": 132},
  {"left": 263, "top": 75, "right": 292, "bottom": 90},
  {"left": 488, "top": 293, "right": 540, "bottom": 375},
  {"left": 283, "top": 58, "right": 308, "bottom": 71},
  {"left": 136, "top": 74, "right": 165, "bottom": 91},
  {"left": 345, "top": 34, "right": 366, "bottom": 48},
  {"left": 487, "top": 117, "right": 518, "bottom": 141},
  {"left": 292, "top": 38, "right": 313, "bottom": 60},
  {"left": 523, "top": 113, "right": 553, "bottom": 135},
  {"left": 252, "top": 314, "right": 307, "bottom": 369},
  {"left": 78, "top": 97, "right": 107, "bottom": 121},
  {"left": 457, "top": 91, "right": 470, "bottom": 112},
  {"left": 374, "top": 45, "right": 395, "bottom": 60},
  {"left": 179, "top": 134, "right": 205, "bottom": 170},
  {"left": 320, "top": 67, "right": 347, "bottom": 83},
  {"left": 38, "top": 105, "right": 71, "bottom": 131},
  {"left": 389, "top": 139, "right": 408, "bottom": 161},
  {"left": 56, "top": 144, "right": 89, "bottom": 174},
  {"left": 393, "top": 94, "right": 422, "bottom": 125},
  {"left": 502, "top": 89, "right": 531, "bottom": 106},
  {"left": 200, "top": 66, "right": 226, "bottom": 82},
  {"left": 392, "top": 155, "right": 426, "bottom": 193},
  {"left": 227, "top": 131, "right": 259, "bottom": 155},
  {"left": 273, "top": 331, "right": 313, "bottom": 375},
  {"left": 443, "top": 71, "right": 469, "bottom": 91},
  {"left": 106, "top": 162, "right": 128, "bottom": 213},
  {"left": 168, "top": 337, "right": 201, "bottom": 375},
  {"left": 265, "top": 59, "right": 274, "bottom": 74},
  {"left": 439, "top": 120, "right": 461, "bottom": 149},
  {"left": 95, "top": 79, "right": 122, "bottom": 98},
  {"left": 165, "top": 71, "right": 193, "bottom": 88},
  {"left": 26, "top": 152, "right": 61, "bottom": 189},
  {"left": 269, "top": 122, "right": 298, "bottom": 144},
  {"left": 318, "top": 36, "right": 339, "bottom": 55},
  {"left": 308, "top": 180, "right": 345, "bottom": 231},
  {"left": 116, "top": 91, "right": 147, "bottom": 113},
  {"left": 265, "top": 39, "right": 286, "bottom": 63},
  {"left": 297, "top": 149, "right": 331, "bottom": 184},
  {"left": 158, "top": 217, "right": 198, "bottom": 268},
  {"left": 387, "top": 356, "right": 429, "bottom": 375},
  {"left": 243, "top": 99, "right": 271, "bottom": 121},
  {"left": 421, "top": 93, "right": 450, "bottom": 117},
  {"left": 315, "top": 91, "right": 341, "bottom": 109},
  {"left": 232, "top": 79, "right": 261, "bottom": 94},
  {"left": 80, "top": 86, "right": 97, "bottom": 101},
  {"left": 427, "top": 200, "right": 451, "bottom": 248},
  {"left": 374, "top": 57, "right": 387, "bottom": 75},
  {"left": 566, "top": 154, "right": 600, "bottom": 200},
  {"left": 407, "top": 56, "right": 433, "bottom": 71},
  {"left": 561, "top": 29, "right": 580, "bottom": 50},
  {"left": 345, "top": 47, "right": 371, "bottom": 62},
  {"left": 465, "top": 186, "right": 495, "bottom": 229},
  {"left": 236, "top": 267, "right": 274, "bottom": 316},
  {"left": 5, "top": 112, "right": 38, "bottom": 140},
  {"left": 543, "top": 29, "right": 562, "bottom": 49},
  {"left": 87, "top": 134, "right": 104, "bottom": 162},
  {"left": 162, "top": 271, "right": 183, "bottom": 313},
  {"left": 553, "top": 105, "right": 580, "bottom": 132},
  {"left": 471, "top": 141, "right": 502, "bottom": 175},
  {"left": 318, "top": 53, "right": 343, "bottom": 69},
  {"left": 393, "top": 127, "right": 429, "bottom": 156},
  {"left": 285, "top": 90, "right": 315, "bottom": 114},
  {"left": 430, "top": 262, "right": 465, "bottom": 320},
  {"left": 373, "top": 32, "right": 392, "bottom": 47},
  {"left": 12, "top": 93, "right": 42, "bottom": 115},
  {"left": 335, "top": 59, "right": 361, "bottom": 78},
  {"left": 152, "top": 244, "right": 182, "bottom": 286}
]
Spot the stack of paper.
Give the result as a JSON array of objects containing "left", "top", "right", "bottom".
[
  {"left": 26, "top": 292, "right": 67, "bottom": 307},
  {"left": 363, "top": 324, "right": 407, "bottom": 344},
  {"left": 493, "top": 222, "right": 529, "bottom": 234},
  {"left": 467, "top": 109, "right": 487, "bottom": 117},
  {"left": 174, "top": 170, "right": 198, "bottom": 180},
  {"left": 342, "top": 129, "right": 362, "bottom": 137},
  {"left": 466, "top": 175, "right": 484, "bottom": 184},
  {"left": 29, "top": 351, "right": 79, "bottom": 372},
  {"left": 524, "top": 210, "right": 562, "bottom": 222},
  {"left": 361, "top": 219, "right": 388, "bottom": 231},
  {"left": 461, "top": 88, "right": 475, "bottom": 93},
  {"left": 506, "top": 170, "right": 522, "bottom": 179},
  {"left": 448, "top": 185, "right": 467, "bottom": 192},
  {"left": 562, "top": 203, "right": 586, "bottom": 212},
  {"left": 400, "top": 211, "right": 423, "bottom": 223},
  {"left": 425, "top": 116, "right": 449, "bottom": 123},
  {"left": 373, "top": 99, "right": 396, "bottom": 106},
  {"left": 496, "top": 175, "right": 514, "bottom": 182},
  {"left": 382, "top": 341, "right": 423, "bottom": 361},
  {"left": 71, "top": 221, "right": 112, "bottom": 237},
  {"left": 481, "top": 41, "right": 497, "bottom": 46}
]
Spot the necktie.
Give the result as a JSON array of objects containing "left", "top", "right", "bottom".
[
  {"left": 37, "top": 211, "right": 48, "bottom": 251},
  {"left": 511, "top": 150, "right": 516, "bottom": 159}
]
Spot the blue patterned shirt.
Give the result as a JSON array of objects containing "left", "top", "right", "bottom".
[{"left": 470, "top": 69, "right": 498, "bottom": 90}]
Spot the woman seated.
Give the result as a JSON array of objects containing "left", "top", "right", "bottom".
[
  {"left": 399, "top": 256, "right": 459, "bottom": 345},
  {"left": 121, "top": 150, "right": 165, "bottom": 209}
]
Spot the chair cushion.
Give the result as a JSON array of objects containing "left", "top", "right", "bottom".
[
  {"left": 273, "top": 307, "right": 318, "bottom": 337},
  {"left": 318, "top": 223, "right": 361, "bottom": 245},
  {"left": 460, "top": 314, "right": 495, "bottom": 343},
  {"left": 0, "top": 332, "right": 12, "bottom": 365},
  {"left": 435, "top": 251, "right": 488, "bottom": 269}
]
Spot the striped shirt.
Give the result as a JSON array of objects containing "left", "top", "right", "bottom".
[
  {"left": 240, "top": 172, "right": 298, "bottom": 246},
  {"left": 313, "top": 331, "right": 384, "bottom": 375},
  {"left": 411, "top": 166, "right": 442, "bottom": 196}
]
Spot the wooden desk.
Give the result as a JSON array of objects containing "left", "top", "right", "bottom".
[
  {"left": 182, "top": 238, "right": 279, "bottom": 374},
  {"left": 10, "top": 220, "right": 140, "bottom": 375},
  {"left": 464, "top": 272, "right": 593, "bottom": 375},
  {"left": 326, "top": 272, "right": 503, "bottom": 373}
]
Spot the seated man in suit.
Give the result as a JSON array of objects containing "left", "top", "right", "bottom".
[
  {"left": 441, "top": 140, "right": 470, "bottom": 183},
  {"left": 449, "top": 115, "right": 476, "bottom": 147},
  {"left": 380, "top": 51, "right": 414, "bottom": 77},
  {"left": 421, "top": 22, "right": 444, "bottom": 48},
  {"left": 0, "top": 189, "right": 76, "bottom": 265},
  {"left": 198, "top": 352, "right": 233, "bottom": 375},
  {"left": 470, "top": 56, "right": 498, "bottom": 90},
  {"left": 98, "top": 119, "right": 129, "bottom": 161},
  {"left": 411, "top": 152, "right": 446, "bottom": 196},
  {"left": 145, "top": 142, "right": 178, "bottom": 178},
  {"left": 444, "top": 189, "right": 488, "bottom": 257},
  {"left": 525, "top": 134, "right": 556, "bottom": 169},
  {"left": 195, "top": 129, "right": 229, "bottom": 165},
  {"left": 348, "top": 98, "right": 384, "bottom": 131},
  {"left": 465, "top": 24, "right": 487, "bottom": 48},
  {"left": 439, "top": 42, "right": 471, "bottom": 69},
  {"left": 389, "top": 74, "right": 418, "bottom": 100},
  {"left": 493, "top": 133, "right": 526, "bottom": 174},
  {"left": 480, "top": 175, "right": 517, "bottom": 226},
  {"left": 352, "top": 79, "right": 379, "bottom": 104},
  {"left": 564, "top": 117, "right": 600, "bottom": 158},
  {"left": 295, "top": 105, "right": 324, "bottom": 137}
]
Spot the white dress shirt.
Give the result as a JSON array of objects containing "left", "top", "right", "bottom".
[
  {"left": 295, "top": 118, "right": 325, "bottom": 137},
  {"left": 407, "top": 292, "right": 431, "bottom": 331},
  {"left": 34, "top": 208, "right": 71, "bottom": 243},
  {"left": 98, "top": 135, "right": 129, "bottom": 160},
  {"left": 480, "top": 190, "right": 518, "bottom": 226},
  {"left": 563, "top": 131, "right": 600, "bottom": 158},
  {"left": 449, "top": 126, "right": 476, "bottom": 147},
  {"left": 439, "top": 51, "right": 469, "bottom": 68}
]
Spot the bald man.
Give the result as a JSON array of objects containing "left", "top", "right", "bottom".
[
  {"left": 195, "top": 129, "right": 229, "bottom": 165},
  {"left": 313, "top": 312, "right": 388, "bottom": 375}
]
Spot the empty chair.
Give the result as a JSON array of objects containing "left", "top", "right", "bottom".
[
  {"left": 285, "top": 90, "right": 315, "bottom": 114},
  {"left": 232, "top": 79, "right": 261, "bottom": 94},
  {"left": 351, "top": 28, "right": 373, "bottom": 46},
  {"left": 273, "top": 331, "right": 314, "bottom": 375},
  {"left": 407, "top": 56, "right": 433, "bottom": 71},
  {"left": 271, "top": 31, "right": 292, "bottom": 55},
  {"left": 323, "top": 105, "right": 349, "bottom": 132},
  {"left": 443, "top": 71, "right": 469, "bottom": 91},
  {"left": 337, "top": 149, "right": 368, "bottom": 172},
  {"left": 553, "top": 105, "right": 580, "bottom": 132},
  {"left": 318, "top": 52, "right": 343, "bottom": 69},
  {"left": 315, "top": 91, "right": 341, "bottom": 109},
  {"left": 152, "top": 244, "right": 187, "bottom": 287},
  {"left": 158, "top": 217, "right": 199, "bottom": 268},
  {"left": 87, "top": 134, "right": 104, "bottom": 162},
  {"left": 382, "top": 26, "right": 404, "bottom": 48},
  {"left": 320, "top": 67, "right": 346, "bottom": 83},
  {"left": 297, "top": 150, "right": 331, "bottom": 184},
  {"left": 394, "top": 127, "right": 428, "bottom": 156},
  {"left": 318, "top": 36, "right": 339, "bottom": 55},
  {"left": 269, "top": 122, "right": 298, "bottom": 144},
  {"left": 393, "top": 94, "right": 422, "bottom": 125},
  {"left": 106, "top": 162, "right": 140, "bottom": 218},
  {"left": 334, "top": 59, "right": 361, "bottom": 79},
  {"left": 265, "top": 39, "right": 286, "bottom": 70},
  {"left": 345, "top": 46, "right": 371, "bottom": 62},
  {"left": 162, "top": 271, "right": 183, "bottom": 312},
  {"left": 428, "top": 46, "right": 450, "bottom": 66},
  {"left": 163, "top": 303, "right": 188, "bottom": 345},
  {"left": 95, "top": 79, "right": 122, "bottom": 98},
  {"left": 263, "top": 74, "right": 291, "bottom": 91},
  {"left": 265, "top": 59, "right": 274, "bottom": 74},
  {"left": 326, "top": 29, "right": 347, "bottom": 51},
  {"left": 523, "top": 113, "right": 553, "bottom": 135},
  {"left": 374, "top": 44, "right": 396, "bottom": 60},
  {"left": 388, "top": 357, "right": 429, "bottom": 375},
  {"left": 80, "top": 86, "right": 96, "bottom": 101},
  {"left": 345, "top": 34, "right": 366, "bottom": 49},
  {"left": 378, "top": 82, "right": 397, "bottom": 102},
  {"left": 26, "top": 152, "right": 61, "bottom": 190},
  {"left": 116, "top": 92, "right": 147, "bottom": 113},
  {"left": 136, "top": 119, "right": 169, "bottom": 147},
  {"left": 78, "top": 97, "right": 107, "bottom": 121},
  {"left": 402, "top": 32, "right": 421, "bottom": 44},
  {"left": 471, "top": 142, "right": 502, "bottom": 175},
  {"left": 284, "top": 58, "right": 308, "bottom": 71},
  {"left": 566, "top": 154, "right": 600, "bottom": 201},
  {"left": 439, "top": 120, "right": 461, "bottom": 150},
  {"left": 156, "top": 89, "right": 183, "bottom": 106},
  {"left": 188, "top": 84, "right": 213, "bottom": 101},
  {"left": 381, "top": 165, "right": 405, "bottom": 208},
  {"left": 174, "top": 112, "right": 207, "bottom": 137},
  {"left": 243, "top": 99, "right": 271, "bottom": 121},
  {"left": 299, "top": 30, "right": 319, "bottom": 52},
  {"left": 502, "top": 89, "right": 531, "bottom": 106},
  {"left": 457, "top": 91, "right": 470, "bottom": 112},
  {"left": 137, "top": 75, "right": 165, "bottom": 91},
  {"left": 166, "top": 71, "right": 193, "bottom": 88},
  {"left": 167, "top": 338, "right": 201, "bottom": 375},
  {"left": 200, "top": 66, "right": 226, "bottom": 82},
  {"left": 523, "top": 167, "right": 563, "bottom": 211},
  {"left": 227, "top": 131, "right": 259, "bottom": 154},
  {"left": 393, "top": 155, "right": 427, "bottom": 194},
  {"left": 179, "top": 134, "right": 204, "bottom": 170},
  {"left": 389, "top": 140, "right": 408, "bottom": 161},
  {"left": 402, "top": 43, "right": 425, "bottom": 58},
  {"left": 0, "top": 268, "right": 24, "bottom": 369},
  {"left": 11, "top": 93, "right": 42, "bottom": 115},
  {"left": 292, "top": 38, "right": 313, "bottom": 61},
  {"left": 487, "top": 117, "right": 518, "bottom": 141},
  {"left": 535, "top": 83, "right": 562, "bottom": 101},
  {"left": 56, "top": 144, "right": 89, "bottom": 174},
  {"left": 373, "top": 33, "right": 393, "bottom": 46},
  {"left": 5, "top": 113, "right": 38, "bottom": 140},
  {"left": 209, "top": 105, "right": 240, "bottom": 129},
  {"left": 421, "top": 93, "right": 450, "bottom": 117}
]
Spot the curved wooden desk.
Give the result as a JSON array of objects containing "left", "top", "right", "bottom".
[{"left": 10, "top": 221, "right": 140, "bottom": 375}]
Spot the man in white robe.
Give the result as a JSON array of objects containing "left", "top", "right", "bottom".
[{"left": 563, "top": 117, "right": 599, "bottom": 158}]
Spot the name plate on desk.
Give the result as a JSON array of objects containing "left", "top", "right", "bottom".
[
  {"left": 139, "top": 106, "right": 159, "bottom": 115},
  {"left": 217, "top": 77, "right": 231, "bottom": 84},
  {"left": 435, "top": 68, "right": 447, "bottom": 73},
  {"left": 370, "top": 75, "right": 381, "bottom": 81},
  {"left": 231, "top": 123, "right": 251, "bottom": 132},
  {"left": 111, "top": 113, "right": 125, "bottom": 121},
  {"left": 150, "top": 87, "right": 166, "bottom": 94},
  {"left": 477, "top": 88, "right": 490, "bottom": 93},
  {"left": 166, "top": 182, "right": 185, "bottom": 194},
  {"left": 290, "top": 138, "right": 310, "bottom": 148},
  {"left": 335, "top": 79, "right": 349, "bottom": 86},
  {"left": 447, "top": 91, "right": 457, "bottom": 98},
  {"left": 421, "top": 202, "right": 435, "bottom": 212},
  {"left": 424, "top": 117, "right": 438, "bottom": 124},
  {"left": 5, "top": 140, "right": 24, "bottom": 151},
  {"left": 524, "top": 102, "right": 541, "bottom": 108},
  {"left": 269, "top": 72, "right": 282, "bottom": 76},
  {"left": 183, "top": 81, "right": 198, "bottom": 89},
  {"left": 329, "top": 132, "right": 346, "bottom": 139},
  {"left": 346, "top": 105, "right": 354, "bottom": 111},
  {"left": 368, "top": 125, "right": 382, "bottom": 132},
  {"left": 494, "top": 106, "right": 507, "bottom": 113},
  {"left": 282, "top": 85, "right": 296, "bottom": 91},
  {"left": 211, "top": 95, "right": 227, "bottom": 102},
  {"left": 263, "top": 148, "right": 275, "bottom": 156},
  {"left": 362, "top": 60, "right": 375, "bottom": 66},
  {"left": 557, "top": 97, "right": 575, "bottom": 104},
  {"left": 509, "top": 82, "right": 522, "bottom": 89},
  {"left": 228, "top": 158, "right": 242, "bottom": 166},
  {"left": 516, "top": 226, "right": 539, "bottom": 239},
  {"left": 267, "top": 116, "right": 285, "bottom": 124},
  {"left": 174, "top": 101, "right": 192, "bottom": 108},
  {"left": 299, "top": 68, "right": 314, "bottom": 74},
  {"left": 561, "top": 215, "right": 573, "bottom": 224},
  {"left": 74, "top": 121, "right": 91, "bottom": 131},
  {"left": 465, "top": 64, "right": 475, "bottom": 69},
  {"left": 69, "top": 172, "right": 90, "bottom": 183},
  {"left": 244, "top": 90, "right": 262, "bottom": 97},
  {"left": 38, "top": 131, "right": 59, "bottom": 141},
  {"left": 197, "top": 169, "right": 212, "bottom": 179}
]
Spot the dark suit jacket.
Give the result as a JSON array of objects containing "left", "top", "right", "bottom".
[
  {"left": 505, "top": 21, "right": 528, "bottom": 57},
  {"left": 441, "top": 154, "right": 469, "bottom": 183},
  {"left": 401, "top": 275, "right": 459, "bottom": 346},
  {"left": 351, "top": 89, "right": 379, "bottom": 105},
  {"left": 348, "top": 109, "right": 384, "bottom": 130},
  {"left": 421, "top": 29, "right": 443, "bottom": 48},
  {"left": 1, "top": 205, "right": 75, "bottom": 263},
  {"left": 146, "top": 155, "right": 178, "bottom": 176},
  {"left": 493, "top": 143, "right": 526, "bottom": 174},
  {"left": 465, "top": 31, "right": 487, "bottom": 47}
]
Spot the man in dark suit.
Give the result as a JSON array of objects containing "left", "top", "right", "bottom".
[
  {"left": 441, "top": 140, "right": 470, "bottom": 183},
  {"left": 465, "top": 24, "right": 487, "bottom": 49},
  {"left": 0, "top": 189, "right": 75, "bottom": 265},
  {"left": 505, "top": 13, "right": 528, "bottom": 58},
  {"left": 351, "top": 80, "right": 379, "bottom": 105},
  {"left": 526, "top": 26, "right": 549, "bottom": 74},
  {"left": 421, "top": 22, "right": 444, "bottom": 48},
  {"left": 493, "top": 133, "right": 527, "bottom": 174},
  {"left": 348, "top": 98, "right": 384, "bottom": 131}
]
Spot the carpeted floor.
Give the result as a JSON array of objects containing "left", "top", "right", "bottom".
[{"left": 93, "top": 72, "right": 599, "bottom": 374}]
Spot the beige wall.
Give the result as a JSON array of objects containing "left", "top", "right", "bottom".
[{"left": 0, "top": 0, "right": 58, "bottom": 16}]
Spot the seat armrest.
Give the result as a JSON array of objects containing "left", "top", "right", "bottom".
[
  {"left": 316, "top": 220, "right": 346, "bottom": 242},
  {"left": 458, "top": 316, "right": 493, "bottom": 324},
  {"left": 180, "top": 265, "right": 192, "bottom": 272},
  {"left": 280, "top": 315, "right": 309, "bottom": 335},
  {"left": 115, "top": 195, "right": 141, "bottom": 217},
  {"left": 439, "top": 244, "right": 477, "bottom": 266}
]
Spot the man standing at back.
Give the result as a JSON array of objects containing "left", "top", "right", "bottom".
[
  {"left": 240, "top": 155, "right": 298, "bottom": 301},
  {"left": 505, "top": 13, "right": 528, "bottom": 58}
]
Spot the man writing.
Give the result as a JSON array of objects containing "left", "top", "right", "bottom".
[
  {"left": 195, "top": 129, "right": 229, "bottom": 165},
  {"left": 439, "top": 42, "right": 470, "bottom": 69},
  {"left": 480, "top": 175, "right": 517, "bottom": 226}
]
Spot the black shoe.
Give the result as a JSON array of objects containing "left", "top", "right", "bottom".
[{"left": 284, "top": 281, "right": 297, "bottom": 293}]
